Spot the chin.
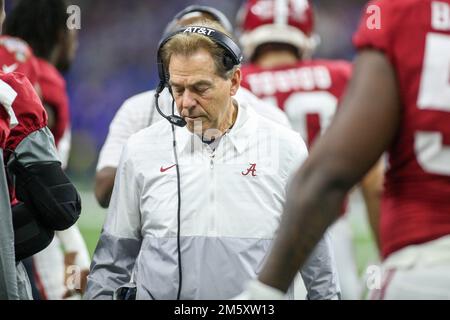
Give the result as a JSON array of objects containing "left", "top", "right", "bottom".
[
  {"left": 185, "top": 118, "right": 208, "bottom": 134},
  {"left": 186, "top": 123, "right": 195, "bottom": 133}
]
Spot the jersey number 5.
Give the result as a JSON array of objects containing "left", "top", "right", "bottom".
[{"left": 416, "top": 32, "right": 450, "bottom": 176}]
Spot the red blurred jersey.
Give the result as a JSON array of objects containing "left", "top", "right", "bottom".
[
  {"left": 241, "top": 60, "right": 351, "bottom": 149},
  {"left": 0, "top": 35, "right": 40, "bottom": 87},
  {"left": 0, "top": 72, "right": 48, "bottom": 203},
  {"left": 0, "top": 110, "right": 10, "bottom": 149},
  {"left": 0, "top": 72, "right": 47, "bottom": 152},
  {"left": 36, "top": 58, "right": 70, "bottom": 147},
  {"left": 0, "top": 73, "right": 15, "bottom": 148},
  {"left": 354, "top": 0, "right": 450, "bottom": 259}
]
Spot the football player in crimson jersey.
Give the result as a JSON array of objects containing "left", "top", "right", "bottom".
[
  {"left": 236, "top": 0, "right": 450, "bottom": 300},
  {"left": 35, "top": 59, "right": 71, "bottom": 168},
  {"left": 0, "top": 35, "right": 40, "bottom": 90},
  {"left": 238, "top": 0, "right": 384, "bottom": 299},
  {"left": 4, "top": 0, "right": 78, "bottom": 164},
  {"left": 0, "top": 72, "right": 82, "bottom": 300},
  {"left": 4, "top": 0, "right": 89, "bottom": 300}
]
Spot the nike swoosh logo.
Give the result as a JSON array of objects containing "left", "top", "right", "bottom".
[
  {"left": 160, "top": 164, "right": 176, "bottom": 173},
  {"left": 2, "top": 63, "right": 18, "bottom": 74}
]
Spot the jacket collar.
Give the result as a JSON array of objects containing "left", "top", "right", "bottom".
[{"left": 176, "top": 99, "right": 257, "bottom": 155}]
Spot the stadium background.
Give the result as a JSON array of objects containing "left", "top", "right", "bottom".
[{"left": 5, "top": 0, "right": 378, "bottom": 278}]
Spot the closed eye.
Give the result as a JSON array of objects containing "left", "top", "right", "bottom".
[
  {"left": 194, "top": 85, "right": 210, "bottom": 94},
  {"left": 172, "top": 86, "right": 184, "bottom": 96}
]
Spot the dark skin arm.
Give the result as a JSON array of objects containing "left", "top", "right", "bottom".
[
  {"left": 94, "top": 167, "right": 117, "bottom": 208},
  {"left": 43, "top": 103, "right": 56, "bottom": 131},
  {"left": 259, "top": 50, "right": 401, "bottom": 292},
  {"left": 360, "top": 159, "right": 384, "bottom": 251}
]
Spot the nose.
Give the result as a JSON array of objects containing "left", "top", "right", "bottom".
[{"left": 180, "top": 90, "right": 197, "bottom": 113}]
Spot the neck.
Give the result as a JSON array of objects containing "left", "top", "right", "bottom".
[
  {"left": 203, "top": 100, "right": 238, "bottom": 142},
  {"left": 255, "top": 51, "right": 298, "bottom": 69}
]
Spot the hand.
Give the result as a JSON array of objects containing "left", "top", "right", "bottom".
[
  {"left": 63, "top": 268, "right": 89, "bottom": 299},
  {"left": 63, "top": 252, "right": 89, "bottom": 298}
]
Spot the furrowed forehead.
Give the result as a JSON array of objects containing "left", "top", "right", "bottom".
[{"left": 169, "top": 79, "right": 213, "bottom": 87}]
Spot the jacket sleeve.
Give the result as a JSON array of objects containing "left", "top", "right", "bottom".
[
  {"left": 8, "top": 128, "right": 81, "bottom": 231},
  {"left": 0, "top": 151, "right": 19, "bottom": 300},
  {"left": 0, "top": 114, "right": 10, "bottom": 149},
  {"left": 284, "top": 134, "right": 341, "bottom": 300},
  {"left": 300, "top": 231, "right": 341, "bottom": 300},
  {"left": 0, "top": 75, "right": 19, "bottom": 148},
  {"left": 4, "top": 73, "right": 81, "bottom": 232},
  {"left": 2, "top": 73, "right": 47, "bottom": 152},
  {"left": 85, "top": 143, "right": 143, "bottom": 300}
]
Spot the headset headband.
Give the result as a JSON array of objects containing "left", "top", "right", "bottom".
[
  {"left": 157, "top": 26, "right": 243, "bottom": 91},
  {"left": 172, "top": 5, "right": 234, "bottom": 34}
]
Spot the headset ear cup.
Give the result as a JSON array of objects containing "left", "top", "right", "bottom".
[{"left": 223, "top": 55, "right": 235, "bottom": 71}]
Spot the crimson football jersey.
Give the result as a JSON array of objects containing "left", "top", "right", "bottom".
[
  {"left": 0, "top": 72, "right": 47, "bottom": 152},
  {"left": 241, "top": 60, "right": 351, "bottom": 149},
  {"left": 0, "top": 35, "right": 40, "bottom": 87},
  {"left": 354, "top": 0, "right": 450, "bottom": 259},
  {"left": 0, "top": 74, "right": 14, "bottom": 148},
  {"left": 36, "top": 58, "right": 70, "bottom": 147},
  {"left": 0, "top": 72, "right": 48, "bottom": 204},
  {"left": 0, "top": 111, "right": 9, "bottom": 149}
]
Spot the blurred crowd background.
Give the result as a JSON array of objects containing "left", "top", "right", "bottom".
[{"left": 7, "top": 0, "right": 367, "bottom": 182}]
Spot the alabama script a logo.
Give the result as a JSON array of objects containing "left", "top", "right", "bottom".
[{"left": 242, "top": 163, "right": 257, "bottom": 177}]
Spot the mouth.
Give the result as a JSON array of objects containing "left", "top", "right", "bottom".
[{"left": 184, "top": 116, "right": 203, "bottom": 122}]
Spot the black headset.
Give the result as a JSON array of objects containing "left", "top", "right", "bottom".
[
  {"left": 153, "top": 25, "right": 243, "bottom": 300},
  {"left": 154, "top": 26, "right": 243, "bottom": 128}
]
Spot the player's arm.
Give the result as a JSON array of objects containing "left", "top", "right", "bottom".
[
  {"left": 95, "top": 94, "right": 154, "bottom": 208},
  {"left": 95, "top": 103, "right": 130, "bottom": 208},
  {"left": 43, "top": 102, "right": 56, "bottom": 131},
  {"left": 56, "top": 227, "right": 91, "bottom": 297},
  {"left": 360, "top": 158, "right": 384, "bottom": 251},
  {"left": 95, "top": 167, "right": 117, "bottom": 208},
  {"left": 253, "top": 49, "right": 401, "bottom": 294},
  {"left": 284, "top": 135, "right": 341, "bottom": 300}
]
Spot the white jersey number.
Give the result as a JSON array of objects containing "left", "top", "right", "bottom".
[
  {"left": 284, "top": 91, "right": 338, "bottom": 147},
  {"left": 0, "top": 79, "right": 19, "bottom": 128},
  {"left": 416, "top": 32, "right": 450, "bottom": 176}
]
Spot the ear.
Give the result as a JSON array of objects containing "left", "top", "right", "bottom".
[{"left": 230, "top": 68, "right": 241, "bottom": 97}]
